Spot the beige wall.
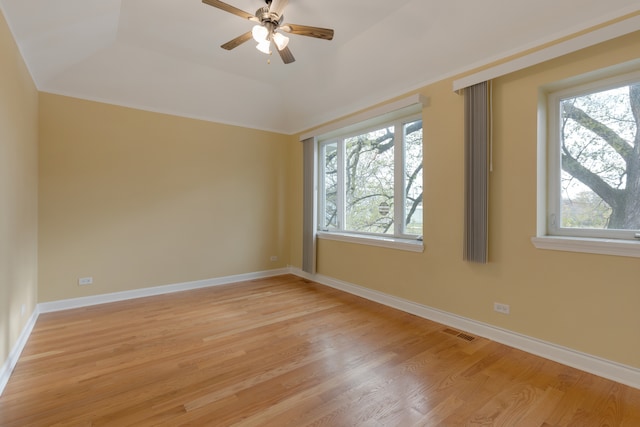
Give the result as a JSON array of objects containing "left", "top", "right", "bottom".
[
  {"left": 38, "top": 94, "right": 290, "bottom": 302},
  {"left": 289, "top": 31, "right": 640, "bottom": 369},
  {"left": 0, "top": 8, "right": 39, "bottom": 368}
]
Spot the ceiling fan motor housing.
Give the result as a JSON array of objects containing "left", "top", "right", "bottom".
[{"left": 256, "top": 6, "right": 283, "bottom": 26}]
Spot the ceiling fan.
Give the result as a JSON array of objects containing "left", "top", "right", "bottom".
[{"left": 202, "top": 0, "right": 334, "bottom": 64}]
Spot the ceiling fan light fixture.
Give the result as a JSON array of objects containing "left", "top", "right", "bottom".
[
  {"left": 203, "top": 0, "right": 334, "bottom": 64},
  {"left": 272, "top": 32, "right": 289, "bottom": 51},
  {"left": 252, "top": 24, "right": 269, "bottom": 43},
  {"left": 256, "top": 40, "right": 271, "bottom": 54}
]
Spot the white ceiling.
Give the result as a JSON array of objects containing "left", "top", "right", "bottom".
[{"left": 1, "top": 0, "right": 638, "bottom": 134}]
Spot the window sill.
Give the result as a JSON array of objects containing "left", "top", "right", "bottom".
[
  {"left": 531, "top": 236, "right": 640, "bottom": 258},
  {"left": 317, "top": 231, "right": 424, "bottom": 253}
]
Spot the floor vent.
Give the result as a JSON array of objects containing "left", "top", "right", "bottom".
[
  {"left": 457, "top": 333, "right": 476, "bottom": 342},
  {"left": 442, "top": 328, "right": 476, "bottom": 342}
]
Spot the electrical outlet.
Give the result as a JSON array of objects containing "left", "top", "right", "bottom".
[
  {"left": 270, "top": 256, "right": 278, "bottom": 262},
  {"left": 494, "top": 302, "right": 510, "bottom": 315},
  {"left": 78, "top": 277, "right": 93, "bottom": 286}
]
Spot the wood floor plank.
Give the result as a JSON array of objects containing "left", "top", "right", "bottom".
[{"left": 1, "top": 274, "right": 639, "bottom": 426}]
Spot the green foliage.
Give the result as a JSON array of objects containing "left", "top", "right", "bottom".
[{"left": 561, "top": 191, "right": 612, "bottom": 228}]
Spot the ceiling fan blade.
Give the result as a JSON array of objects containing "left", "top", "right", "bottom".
[
  {"left": 202, "top": 0, "right": 258, "bottom": 22},
  {"left": 221, "top": 31, "right": 253, "bottom": 50},
  {"left": 277, "top": 46, "right": 295, "bottom": 64},
  {"left": 269, "top": 0, "right": 289, "bottom": 17},
  {"left": 280, "top": 24, "right": 334, "bottom": 41}
]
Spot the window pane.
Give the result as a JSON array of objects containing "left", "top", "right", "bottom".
[
  {"left": 345, "top": 127, "right": 395, "bottom": 234},
  {"left": 559, "top": 83, "right": 639, "bottom": 230},
  {"left": 321, "top": 142, "right": 338, "bottom": 230},
  {"left": 404, "top": 120, "right": 423, "bottom": 235}
]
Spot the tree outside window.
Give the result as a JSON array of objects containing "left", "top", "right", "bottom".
[
  {"left": 550, "top": 74, "right": 640, "bottom": 238},
  {"left": 319, "top": 117, "right": 423, "bottom": 238},
  {"left": 558, "top": 80, "right": 640, "bottom": 233}
]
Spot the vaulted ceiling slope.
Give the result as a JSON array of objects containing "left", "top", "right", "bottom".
[{"left": 1, "top": 0, "right": 638, "bottom": 134}]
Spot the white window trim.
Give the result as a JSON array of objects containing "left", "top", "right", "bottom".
[
  {"left": 300, "top": 94, "right": 428, "bottom": 142},
  {"left": 309, "top": 94, "right": 428, "bottom": 250},
  {"left": 531, "top": 236, "right": 640, "bottom": 258},
  {"left": 547, "top": 70, "right": 640, "bottom": 240},
  {"left": 318, "top": 113, "right": 423, "bottom": 241},
  {"left": 318, "top": 231, "right": 424, "bottom": 253},
  {"left": 535, "top": 62, "right": 640, "bottom": 258}
]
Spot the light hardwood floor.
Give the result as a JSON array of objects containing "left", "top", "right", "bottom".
[{"left": 1, "top": 274, "right": 639, "bottom": 426}]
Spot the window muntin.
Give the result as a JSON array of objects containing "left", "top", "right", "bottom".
[
  {"left": 319, "top": 115, "right": 423, "bottom": 238},
  {"left": 548, "top": 71, "right": 640, "bottom": 241}
]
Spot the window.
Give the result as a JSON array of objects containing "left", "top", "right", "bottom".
[
  {"left": 546, "top": 70, "right": 640, "bottom": 243},
  {"left": 318, "top": 114, "right": 423, "bottom": 240}
]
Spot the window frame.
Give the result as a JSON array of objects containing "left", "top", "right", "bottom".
[
  {"left": 534, "top": 64, "right": 640, "bottom": 258},
  {"left": 317, "top": 112, "right": 424, "bottom": 247},
  {"left": 547, "top": 70, "right": 640, "bottom": 241}
]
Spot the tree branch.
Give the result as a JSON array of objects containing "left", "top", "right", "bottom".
[
  {"left": 405, "top": 193, "right": 423, "bottom": 226},
  {"left": 405, "top": 163, "right": 423, "bottom": 199},
  {"left": 348, "top": 193, "right": 391, "bottom": 206},
  {"left": 561, "top": 151, "right": 622, "bottom": 208},
  {"left": 562, "top": 102, "right": 633, "bottom": 162},
  {"left": 374, "top": 128, "right": 394, "bottom": 153},
  {"left": 373, "top": 121, "right": 422, "bottom": 154}
]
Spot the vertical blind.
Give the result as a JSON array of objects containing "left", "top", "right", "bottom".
[
  {"left": 464, "top": 81, "right": 491, "bottom": 263},
  {"left": 302, "top": 137, "right": 317, "bottom": 274}
]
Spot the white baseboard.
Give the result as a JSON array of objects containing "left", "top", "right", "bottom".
[
  {"left": 38, "top": 268, "right": 290, "bottom": 313},
  {"left": 289, "top": 267, "right": 640, "bottom": 390},
  {"left": 0, "top": 307, "right": 40, "bottom": 396}
]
